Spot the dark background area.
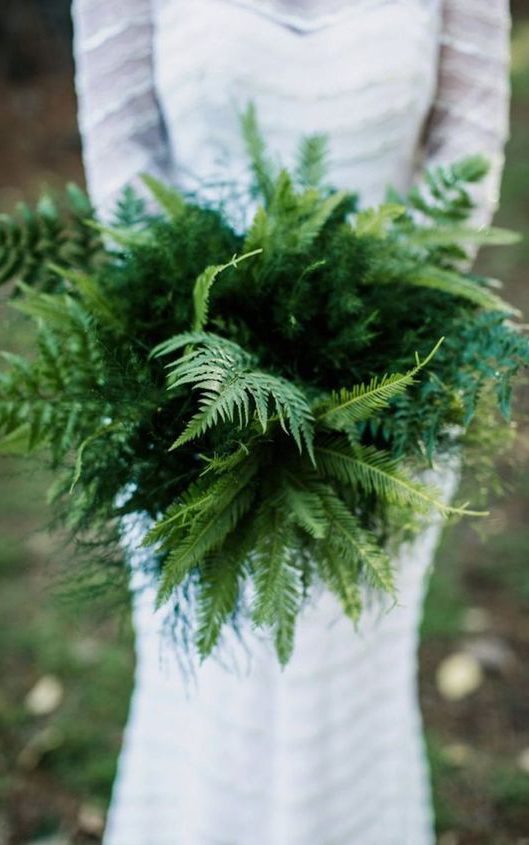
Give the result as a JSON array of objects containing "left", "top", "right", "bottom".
[{"left": 0, "top": 2, "right": 529, "bottom": 843}]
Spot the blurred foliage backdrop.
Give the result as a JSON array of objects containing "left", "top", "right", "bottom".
[{"left": 0, "top": 2, "right": 528, "bottom": 843}]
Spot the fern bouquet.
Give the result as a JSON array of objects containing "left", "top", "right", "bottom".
[{"left": 1, "top": 110, "right": 528, "bottom": 664}]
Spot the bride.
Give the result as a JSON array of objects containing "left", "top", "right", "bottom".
[{"left": 72, "top": 1, "right": 510, "bottom": 842}]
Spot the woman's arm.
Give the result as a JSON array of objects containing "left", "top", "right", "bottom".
[
  {"left": 72, "top": 0, "right": 173, "bottom": 215},
  {"left": 424, "top": 0, "right": 511, "bottom": 229}
]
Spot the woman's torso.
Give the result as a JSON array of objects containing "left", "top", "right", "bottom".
[{"left": 151, "top": 0, "right": 442, "bottom": 208}]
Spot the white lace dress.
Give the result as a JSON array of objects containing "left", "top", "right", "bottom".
[{"left": 72, "top": 2, "right": 510, "bottom": 842}]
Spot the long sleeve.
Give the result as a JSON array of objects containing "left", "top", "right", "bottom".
[
  {"left": 72, "top": 0, "right": 173, "bottom": 216},
  {"left": 423, "top": 0, "right": 511, "bottom": 229}
]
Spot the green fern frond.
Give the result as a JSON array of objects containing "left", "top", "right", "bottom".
[
  {"left": 315, "top": 339, "right": 443, "bottom": 429},
  {"left": 296, "top": 190, "right": 350, "bottom": 250},
  {"left": 163, "top": 336, "right": 315, "bottom": 456},
  {"left": 156, "top": 478, "right": 257, "bottom": 605},
  {"left": 192, "top": 250, "right": 262, "bottom": 332},
  {"left": 405, "top": 225, "right": 521, "bottom": 249},
  {"left": 319, "top": 486, "right": 395, "bottom": 595},
  {"left": 282, "top": 474, "right": 329, "bottom": 539},
  {"left": 85, "top": 221, "right": 153, "bottom": 250},
  {"left": 243, "top": 205, "right": 271, "bottom": 254},
  {"left": 195, "top": 551, "right": 244, "bottom": 660},
  {"left": 403, "top": 267, "right": 519, "bottom": 314},
  {"left": 315, "top": 540, "right": 363, "bottom": 621},
  {"left": 12, "top": 283, "right": 92, "bottom": 333},
  {"left": 315, "top": 438, "right": 449, "bottom": 515},
  {"left": 151, "top": 330, "right": 240, "bottom": 360},
  {"left": 70, "top": 421, "right": 125, "bottom": 493},
  {"left": 296, "top": 134, "right": 328, "bottom": 189},
  {"left": 48, "top": 265, "right": 124, "bottom": 332},
  {"left": 240, "top": 103, "right": 277, "bottom": 204},
  {"left": 354, "top": 203, "right": 406, "bottom": 238},
  {"left": 140, "top": 173, "right": 187, "bottom": 219},
  {"left": 0, "top": 423, "right": 32, "bottom": 455},
  {"left": 250, "top": 506, "right": 303, "bottom": 664},
  {"left": 0, "top": 184, "right": 101, "bottom": 290},
  {"left": 405, "top": 156, "right": 490, "bottom": 224},
  {"left": 142, "top": 481, "right": 216, "bottom": 547}
]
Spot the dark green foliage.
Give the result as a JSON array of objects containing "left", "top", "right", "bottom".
[
  {"left": 1, "top": 109, "right": 527, "bottom": 664},
  {"left": 0, "top": 184, "right": 103, "bottom": 290}
]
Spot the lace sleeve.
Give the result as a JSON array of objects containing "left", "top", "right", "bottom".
[
  {"left": 423, "top": 0, "right": 511, "bottom": 229},
  {"left": 72, "top": 0, "right": 173, "bottom": 216}
]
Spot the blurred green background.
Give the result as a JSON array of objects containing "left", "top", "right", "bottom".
[{"left": 0, "top": 3, "right": 528, "bottom": 843}]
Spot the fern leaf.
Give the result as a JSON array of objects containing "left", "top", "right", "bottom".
[
  {"left": 315, "top": 439, "right": 452, "bottom": 515},
  {"left": 404, "top": 267, "right": 519, "bottom": 314},
  {"left": 162, "top": 335, "right": 314, "bottom": 456},
  {"left": 142, "top": 481, "right": 215, "bottom": 546},
  {"left": 85, "top": 221, "right": 152, "bottom": 250},
  {"left": 282, "top": 475, "right": 329, "bottom": 539},
  {"left": 355, "top": 203, "right": 406, "bottom": 238},
  {"left": 296, "top": 134, "right": 328, "bottom": 188},
  {"left": 195, "top": 553, "right": 242, "bottom": 660},
  {"left": 70, "top": 421, "right": 125, "bottom": 493},
  {"left": 49, "top": 265, "right": 124, "bottom": 331},
  {"left": 315, "top": 540, "right": 363, "bottom": 621},
  {"left": 315, "top": 339, "right": 443, "bottom": 429},
  {"left": 243, "top": 206, "right": 271, "bottom": 254},
  {"left": 140, "top": 173, "right": 186, "bottom": 219},
  {"left": 319, "top": 487, "right": 395, "bottom": 594},
  {"left": 156, "top": 461, "right": 258, "bottom": 604},
  {"left": 251, "top": 507, "right": 302, "bottom": 665},
  {"left": 296, "top": 190, "right": 350, "bottom": 250},
  {"left": 192, "top": 250, "right": 262, "bottom": 332},
  {"left": 0, "top": 186, "right": 101, "bottom": 290},
  {"left": 12, "top": 284, "right": 87, "bottom": 332},
  {"left": 406, "top": 225, "right": 521, "bottom": 249},
  {"left": 151, "top": 331, "right": 242, "bottom": 361},
  {"left": 240, "top": 103, "right": 277, "bottom": 204}
]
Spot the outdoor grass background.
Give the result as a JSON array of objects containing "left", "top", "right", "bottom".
[{"left": 0, "top": 3, "right": 528, "bottom": 842}]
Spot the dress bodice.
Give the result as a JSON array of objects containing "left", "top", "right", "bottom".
[
  {"left": 153, "top": 0, "right": 437, "bottom": 32},
  {"left": 73, "top": 0, "right": 509, "bottom": 224},
  {"left": 151, "top": 0, "right": 440, "bottom": 210}
]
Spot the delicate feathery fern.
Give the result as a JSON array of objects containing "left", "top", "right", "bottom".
[
  {"left": 295, "top": 189, "right": 350, "bottom": 251},
  {"left": 241, "top": 107, "right": 352, "bottom": 257},
  {"left": 48, "top": 265, "right": 125, "bottom": 333}
]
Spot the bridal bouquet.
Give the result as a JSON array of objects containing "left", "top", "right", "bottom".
[{"left": 1, "top": 108, "right": 527, "bottom": 663}]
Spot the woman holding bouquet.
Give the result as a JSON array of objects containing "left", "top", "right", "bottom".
[{"left": 72, "top": 1, "right": 510, "bottom": 842}]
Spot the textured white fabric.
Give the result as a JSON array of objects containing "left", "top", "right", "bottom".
[{"left": 71, "top": 1, "right": 510, "bottom": 842}]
